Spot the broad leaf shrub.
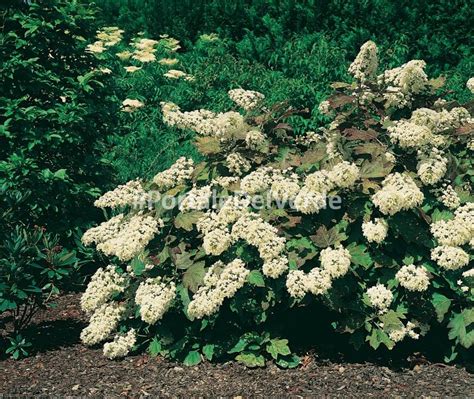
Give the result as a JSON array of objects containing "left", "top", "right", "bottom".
[
  {"left": 0, "top": 0, "right": 118, "bottom": 234},
  {"left": 0, "top": 1, "right": 118, "bottom": 356},
  {"left": 0, "top": 226, "right": 79, "bottom": 358},
  {"left": 79, "top": 42, "right": 474, "bottom": 365}
]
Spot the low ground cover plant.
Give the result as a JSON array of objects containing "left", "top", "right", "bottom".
[{"left": 79, "top": 41, "right": 473, "bottom": 365}]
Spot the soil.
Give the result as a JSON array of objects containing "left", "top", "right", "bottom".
[{"left": 1, "top": 294, "right": 473, "bottom": 398}]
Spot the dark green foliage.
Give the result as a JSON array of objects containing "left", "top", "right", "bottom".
[{"left": 0, "top": 0, "right": 118, "bottom": 234}]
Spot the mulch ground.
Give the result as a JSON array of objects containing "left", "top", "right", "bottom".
[{"left": 1, "top": 294, "right": 473, "bottom": 398}]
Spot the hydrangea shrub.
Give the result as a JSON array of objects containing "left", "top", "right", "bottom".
[{"left": 79, "top": 41, "right": 474, "bottom": 365}]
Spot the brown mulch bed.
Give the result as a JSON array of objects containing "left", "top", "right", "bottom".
[{"left": 1, "top": 294, "right": 473, "bottom": 398}]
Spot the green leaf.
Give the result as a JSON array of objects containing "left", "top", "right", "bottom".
[
  {"left": 182, "top": 262, "right": 206, "bottom": 293},
  {"left": 448, "top": 309, "right": 474, "bottom": 349},
  {"left": 431, "top": 209, "right": 454, "bottom": 223},
  {"left": 367, "top": 328, "right": 394, "bottom": 350},
  {"left": 228, "top": 338, "right": 248, "bottom": 354},
  {"left": 266, "top": 338, "right": 291, "bottom": 360},
  {"left": 247, "top": 270, "right": 265, "bottom": 287},
  {"left": 379, "top": 310, "right": 405, "bottom": 333},
  {"left": 148, "top": 338, "right": 162, "bottom": 357},
  {"left": 431, "top": 293, "right": 452, "bottom": 323},
  {"left": 174, "top": 211, "right": 204, "bottom": 231},
  {"left": 195, "top": 136, "right": 221, "bottom": 155},
  {"left": 347, "top": 243, "right": 373, "bottom": 268},
  {"left": 202, "top": 344, "right": 215, "bottom": 361},
  {"left": 311, "top": 225, "right": 347, "bottom": 248},
  {"left": 183, "top": 350, "right": 201, "bottom": 366},
  {"left": 276, "top": 354, "right": 300, "bottom": 368},
  {"left": 235, "top": 352, "right": 265, "bottom": 367}
]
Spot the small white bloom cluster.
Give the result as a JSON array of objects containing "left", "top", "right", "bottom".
[
  {"left": 320, "top": 246, "right": 352, "bottom": 278},
  {"left": 294, "top": 186, "right": 327, "bottom": 214},
  {"left": 132, "top": 37, "right": 159, "bottom": 63},
  {"left": 226, "top": 153, "right": 251, "bottom": 176},
  {"left": 294, "top": 131, "right": 321, "bottom": 146},
  {"left": 87, "top": 26, "right": 123, "bottom": 54},
  {"left": 240, "top": 167, "right": 275, "bottom": 194},
  {"left": 286, "top": 268, "right": 332, "bottom": 299},
  {"left": 431, "top": 246, "right": 470, "bottom": 270},
  {"left": 362, "top": 218, "right": 389, "bottom": 244},
  {"left": 304, "top": 169, "right": 334, "bottom": 193},
  {"left": 187, "top": 259, "right": 249, "bottom": 319},
  {"left": 410, "top": 107, "right": 471, "bottom": 134},
  {"left": 94, "top": 180, "right": 147, "bottom": 209},
  {"left": 387, "top": 121, "right": 432, "bottom": 148},
  {"left": 153, "top": 157, "right": 194, "bottom": 191},
  {"left": 372, "top": 173, "right": 424, "bottom": 215},
  {"left": 467, "top": 77, "right": 474, "bottom": 94},
  {"left": 80, "top": 303, "right": 125, "bottom": 346},
  {"left": 213, "top": 176, "right": 240, "bottom": 189},
  {"left": 378, "top": 60, "right": 428, "bottom": 108},
  {"left": 318, "top": 100, "right": 331, "bottom": 115},
  {"left": 159, "top": 57, "right": 179, "bottom": 66},
  {"left": 366, "top": 284, "right": 393, "bottom": 313},
  {"left": 271, "top": 174, "right": 300, "bottom": 202},
  {"left": 329, "top": 161, "right": 360, "bottom": 189},
  {"left": 438, "top": 184, "right": 461, "bottom": 209},
  {"left": 122, "top": 98, "right": 144, "bottom": 112},
  {"left": 396, "top": 264, "right": 430, "bottom": 292},
  {"left": 81, "top": 265, "right": 128, "bottom": 313},
  {"left": 163, "top": 69, "right": 194, "bottom": 81},
  {"left": 179, "top": 185, "right": 212, "bottom": 212},
  {"left": 232, "top": 214, "right": 286, "bottom": 263},
  {"left": 103, "top": 329, "right": 136, "bottom": 359},
  {"left": 198, "top": 196, "right": 249, "bottom": 256},
  {"left": 416, "top": 148, "right": 448, "bottom": 185},
  {"left": 161, "top": 102, "right": 247, "bottom": 141},
  {"left": 430, "top": 220, "right": 471, "bottom": 247},
  {"left": 82, "top": 214, "right": 161, "bottom": 261},
  {"left": 430, "top": 203, "right": 473, "bottom": 270},
  {"left": 135, "top": 278, "right": 176, "bottom": 324},
  {"left": 348, "top": 41, "right": 378, "bottom": 83},
  {"left": 124, "top": 66, "right": 141, "bottom": 73},
  {"left": 245, "top": 130, "right": 267, "bottom": 151},
  {"left": 388, "top": 321, "right": 421, "bottom": 343},
  {"left": 228, "top": 88, "right": 265, "bottom": 111}
]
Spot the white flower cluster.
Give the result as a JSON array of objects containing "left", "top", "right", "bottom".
[
  {"left": 94, "top": 180, "right": 147, "bottom": 209},
  {"left": 153, "top": 157, "right": 194, "bottom": 191},
  {"left": 240, "top": 167, "right": 275, "bottom": 194},
  {"left": 396, "top": 264, "right": 430, "bottom": 292},
  {"left": 103, "top": 329, "right": 136, "bottom": 359},
  {"left": 439, "top": 185, "right": 461, "bottom": 209},
  {"left": 271, "top": 174, "right": 300, "bottom": 202},
  {"left": 187, "top": 259, "right": 249, "bottom": 319},
  {"left": 135, "top": 278, "right": 176, "bottom": 324},
  {"left": 161, "top": 102, "right": 247, "bottom": 141},
  {"left": 286, "top": 268, "right": 332, "bottom": 299},
  {"left": 82, "top": 214, "right": 161, "bottom": 261},
  {"left": 294, "top": 187, "right": 327, "bottom": 214},
  {"left": 410, "top": 107, "right": 471, "bottom": 134},
  {"left": 226, "top": 153, "right": 251, "bottom": 176},
  {"left": 416, "top": 148, "right": 448, "bottom": 185},
  {"left": 294, "top": 131, "right": 321, "bottom": 146},
  {"left": 320, "top": 246, "right": 352, "bottom": 278},
  {"left": 467, "top": 77, "right": 474, "bottom": 94},
  {"left": 430, "top": 203, "right": 473, "bottom": 270},
  {"left": 179, "top": 185, "right": 212, "bottom": 212},
  {"left": 122, "top": 98, "right": 144, "bottom": 112},
  {"left": 372, "top": 173, "right": 424, "bottom": 215},
  {"left": 362, "top": 218, "right": 389, "bottom": 244},
  {"left": 348, "top": 41, "right": 378, "bottom": 83},
  {"left": 228, "top": 88, "right": 265, "bottom": 111},
  {"left": 245, "top": 130, "right": 267, "bottom": 151},
  {"left": 232, "top": 214, "right": 286, "bottom": 263},
  {"left": 81, "top": 266, "right": 128, "bottom": 313},
  {"left": 378, "top": 60, "right": 428, "bottom": 108},
  {"left": 80, "top": 303, "right": 125, "bottom": 346},
  {"left": 387, "top": 121, "right": 432, "bottom": 148},
  {"left": 431, "top": 246, "right": 470, "bottom": 270},
  {"left": 388, "top": 321, "right": 421, "bottom": 343},
  {"left": 159, "top": 58, "right": 179, "bottom": 66},
  {"left": 86, "top": 26, "right": 123, "bottom": 54},
  {"left": 366, "top": 284, "right": 393, "bottom": 313},
  {"left": 318, "top": 100, "right": 331, "bottom": 115},
  {"left": 329, "top": 161, "right": 360, "bottom": 189},
  {"left": 132, "top": 37, "right": 159, "bottom": 63},
  {"left": 163, "top": 69, "right": 194, "bottom": 81}
]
